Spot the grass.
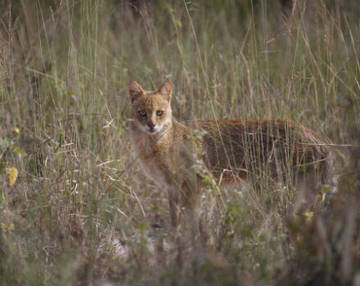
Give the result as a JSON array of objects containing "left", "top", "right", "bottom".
[{"left": 0, "top": 0, "right": 360, "bottom": 285}]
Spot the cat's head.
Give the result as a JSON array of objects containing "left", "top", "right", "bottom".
[{"left": 129, "top": 80, "right": 173, "bottom": 135}]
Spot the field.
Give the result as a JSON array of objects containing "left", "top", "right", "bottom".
[{"left": 1, "top": 1, "right": 360, "bottom": 285}]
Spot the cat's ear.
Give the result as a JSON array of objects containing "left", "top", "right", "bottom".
[
  {"left": 158, "top": 80, "right": 172, "bottom": 102},
  {"left": 129, "top": 81, "right": 144, "bottom": 103}
]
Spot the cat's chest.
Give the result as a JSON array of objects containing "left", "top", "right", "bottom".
[{"left": 131, "top": 133, "right": 173, "bottom": 187}]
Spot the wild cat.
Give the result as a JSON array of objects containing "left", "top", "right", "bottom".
[
  {"left": 128, "top": 80, "right": 332, "bottom": 226},
  {"left": 129, "top": 80, "right": 200, "bottom": 227}
]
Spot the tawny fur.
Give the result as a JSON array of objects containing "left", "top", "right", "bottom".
[
  {"left": 190, "top": 119, "right": 329, "bottom": 183},
  {"left": 129, "top": 80, "right": 199, "bottom": 227},
  {"left": 129, "top": 80, "right": 331, "bottom": 225}
]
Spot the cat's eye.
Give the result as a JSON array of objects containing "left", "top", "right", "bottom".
[
  {"left": 138, "top": 110, "right": 147, "bottom": 118},
  {"left": 156, "top": 110, "right": 164, "bottom": 117}
]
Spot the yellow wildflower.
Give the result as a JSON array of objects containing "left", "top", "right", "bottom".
[
  {"left": 11, "top": 127, "right": 20, "bottom": 136},
  {"left": 0, "top": 223, "right": 15, "bottom": 233},
  {"left": 6, "top": 167, "right": 18, "bottom": 186},
  {"left": 304, "top": 211, "right": 314, "bottom": 219}
]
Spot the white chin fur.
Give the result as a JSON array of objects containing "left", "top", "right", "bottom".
[{"left": 138, "top": 124, "right": 164, "bottom": 135}]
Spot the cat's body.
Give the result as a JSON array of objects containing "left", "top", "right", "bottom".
[
  {"left": 189, "top": 119, "right": 329, "bottom": 184},
  {"left": 130, "top": 118, "right": 189, "bottom": 189},
  {"left": 128, "top": 80, "right": 332, "bottom": 226},
  {"left": 129, "top": 80, "right": 199, "bottom": 226}
]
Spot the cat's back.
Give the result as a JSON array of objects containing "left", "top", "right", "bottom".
[
  {"left": 187, "top": 119, "right": 330, "bottom": 179},
  {"left": 189, "top": 119, "right": 327, "bottom": 147}
]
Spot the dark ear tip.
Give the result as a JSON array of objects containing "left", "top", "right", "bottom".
[
  {"left": 129, "top": 81, "right": 138, "bottom": 89},
  {"left": 160, "top": 80, "right": 173, "bottom": 90}
]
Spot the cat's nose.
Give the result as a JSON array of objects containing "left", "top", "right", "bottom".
[{"left": 147, "top": 122, "right": 155, "bottom": 130}]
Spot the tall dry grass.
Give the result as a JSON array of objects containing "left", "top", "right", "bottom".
[{"left": 0, "top": 1, "right": 359, "bottom": 285}]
